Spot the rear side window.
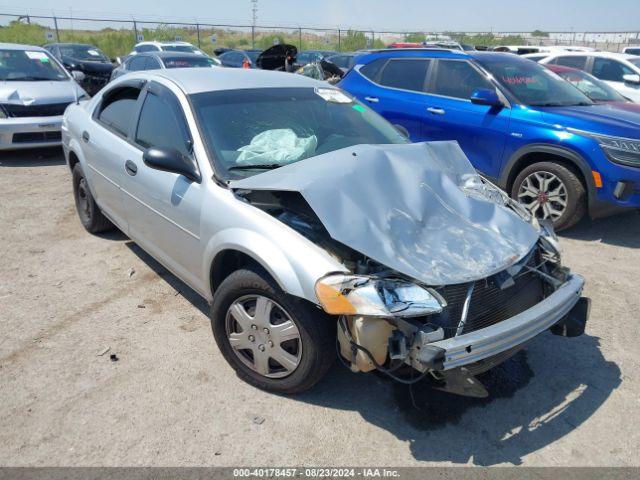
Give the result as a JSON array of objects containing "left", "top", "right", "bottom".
[
  {"left": 97, "top": 87, "right": 141, "bottom": 137},
  {"left": 135, "top": 88, "right": 191, "bottom": 156},
  {"left": 431, "top": 60, "right": 492, "bottom": 99},
  {"left": 359, "top": 58, "right": 387, "bottom": 81},
  {"left": 379, "top": 59, "right": 430, "bottom": 92},
  {"left": 592, "top": 58, "right": 634, "bottom": 82},
  {"left": 553, "top": 56, "right": 587, "bottom": 70}
]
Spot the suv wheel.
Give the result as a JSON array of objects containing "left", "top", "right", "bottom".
[
  {"left": 511, "top": 161, "right": 586, "bottom": 231},
  {"left": 210, "top": 268, "right": 335, "bottom": 394},
  {"left": 72, "top": 164, "right": 114, "bottom": 233}
]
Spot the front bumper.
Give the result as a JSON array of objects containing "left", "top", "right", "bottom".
[
  {"left": 413, "top": 273, "right": 585, "bottom": 371},
  {"left": 0, "top": 116, "right": 63, "bottom": 150}
]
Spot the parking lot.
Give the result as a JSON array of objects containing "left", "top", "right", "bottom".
[{"left": 0, "top": 147, "right": 639, "bottom": 467}]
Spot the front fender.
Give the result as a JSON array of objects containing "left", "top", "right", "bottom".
[{"left": 202, "top": 227, "right": 347, "bottom": 304}]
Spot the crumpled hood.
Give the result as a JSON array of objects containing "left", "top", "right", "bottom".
[
  {"left": 230, "top": 141, "right": 540, "bottom": 286},
  {"left": 0, "top": 80, "right": 82, "bottom": 105}
]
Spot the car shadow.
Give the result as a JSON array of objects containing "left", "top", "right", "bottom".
[
  {"left": 0, "top": 147, "right": 66, "bottom": 167},
  {"left": 295, "top": 332, "right": 620, "bottom": 465},
  {"left": 124, "top": 241, "right": 209, "bottom": 316},
  {"left": 561, "top": 210, "right": 640, "bottom": 248}
]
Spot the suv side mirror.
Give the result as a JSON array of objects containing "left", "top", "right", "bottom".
[
  {"left": 470, "top": 88, "right": 503, "bottom": 107},
  {"left": 623, "top": 74, "right": 640, "bottom": 85},
  {"left": 143, "top": 147, "right": 201, "bottom": 183},
  {"left": 393, "top": 124, "right": 410, "bottom": 139}
]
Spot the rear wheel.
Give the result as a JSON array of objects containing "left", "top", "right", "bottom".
[
  {"left": 511, "top": 161, "right": 586, "bottom": 231},
  {"left": 211, "top": 268, "right": 335, "bottom": 394},
  {"left": 72, "top": 164, "right": 114, "bottom": 233}
]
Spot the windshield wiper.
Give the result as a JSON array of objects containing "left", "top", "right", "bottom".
[{"left": 228, "top": 164, "right": 284, "bottom": 171}]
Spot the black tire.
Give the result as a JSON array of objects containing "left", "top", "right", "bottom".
[
  {"left": 211, "top": 268, "right": 335, "bottom": 394},
  {"left": 511, "top": 161, "right": 586, "bottom": 231},
  {"left": 72, "top": 164, "right": 114, "bottom": 233}
]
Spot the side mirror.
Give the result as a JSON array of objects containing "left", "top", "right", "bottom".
[
  {"left": 623, "top": 74, "right": 640, "bottom": 85},
  {"left": 470, "top": 88, "right": 503, "bottom": 107},
  {"left": 393, "top": 124, "right": 410, "bottom": 139},
  {"left": 143, "top": 147, "right": 201, "bottom": 183}
]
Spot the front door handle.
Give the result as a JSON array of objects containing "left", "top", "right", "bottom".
[
  {"left": 125, "top": 160, "right": 138, "bottom": 176},
  {"left": 81, "top": 131, "right": 90, "bottom": 143},
  {"left": 364, "top": 96, "right": 379, "bottom": 103},
  {"left": 427, "top": 107, "right": 446, "bottom": 115}
]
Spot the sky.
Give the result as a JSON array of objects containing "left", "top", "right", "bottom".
[{"left": 1, "top": 0, "right": 639, "bottom": 32}]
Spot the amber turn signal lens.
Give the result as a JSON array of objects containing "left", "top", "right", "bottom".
[
  {"left": 314, "top": 282, "right": 357, "bottom": 315},
  {"left": 592, "top": 171, "right": 603, "bottom": 189}
]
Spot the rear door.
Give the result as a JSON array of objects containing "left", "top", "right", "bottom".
[
  {"left": 83, "top": 83, "right": 144, "bottom": 230},
  {"left": 421, "top": 59, "right": 511, "bottom": 178},
  {"left": 120, "top": 81, "right": 205, "bottom": 289},
  {"left": 356, "top": 58, "right": 432, "bottom": 141}
]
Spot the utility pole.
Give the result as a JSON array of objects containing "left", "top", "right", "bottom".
[{"left": 251, "top": 0, "right": 258, "bottom": 49}]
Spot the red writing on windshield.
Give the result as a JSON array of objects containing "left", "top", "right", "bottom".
[{"left": 502, "top": 75, "right": 537, "bottom": 85}]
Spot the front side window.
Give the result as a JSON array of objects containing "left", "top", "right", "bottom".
[
  {"left": 476, "top": 56, "right": 593, "bottom": 107},
  {"left": 0, "top": 49, "right": 68, "bottom": 81},
  {"left": 553, "top": 56, "right": 587, "bottom": 70},
  {"left": 431, "top": 60, "right": 492, "bottom": 99},
  {"left": 191, "top": 87, "right": 408, "bottom": 180},
  {"left": 97, "top": 87, "right": 141, "bottom": 136},
  {"left": 592, "top": 58, "right": 634, "bottom": 82},
  {"left": 135, "top": 89, "right": 191, "bottom": 156},
  {"left": 379, "top": 59, "right": 430, "bottom": 92}
]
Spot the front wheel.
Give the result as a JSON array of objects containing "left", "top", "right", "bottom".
[
  {"left": 210, "top": 268, "right": 335, "bottom": 394},
  {"left": 511, "top": 161, "right": 586, "bottom": 231}
]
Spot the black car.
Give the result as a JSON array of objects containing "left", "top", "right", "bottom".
[
  {"left": 110, "top": 52, "right": 219, "bottom": 81},
  {"left": 44, "top": 43, "right": 114, "bottom": 96}
]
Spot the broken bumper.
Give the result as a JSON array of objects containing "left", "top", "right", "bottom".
[{"left": 415, "top": 274, "right": 586, "bottom": 371}]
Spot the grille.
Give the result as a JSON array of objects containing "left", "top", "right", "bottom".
[
  {"left": 431, "top": 252, "right": 545, "bottom": 339},
  {"left": 12, "top": 131, "right": 62, "bottom": 144},
  {"left": 2, "top": 102, "right": 71, "bottom": 118}
]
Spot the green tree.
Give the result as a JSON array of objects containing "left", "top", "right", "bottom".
[{"left": 404, "top": 32, "right": 426, "bottom": 44}]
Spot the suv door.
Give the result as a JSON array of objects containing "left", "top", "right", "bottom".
[
  {"left": 357, "top": 58, "right": 432, "bottom": 141},
  {"left": 421, "top": 59, "right": 511, "bottom": 178},
  {"left": 84, "top": 83, "right": 144, "bottom": 230},
  {"left": 121, "top": 82, "right": 204, "bottom": 289}
]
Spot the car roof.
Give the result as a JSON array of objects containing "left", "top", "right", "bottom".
[
  {"left": 136, "top": 41, "right": 193, "bottom": 46},
  {"left": 138, "top": 51, "right": 208, "bottom": 59},
  {"left": 45, "top": 43, "right": 95, "bottom": 47},
  {"left": 0, "top": 43, "right": 47, "bottom": 51},
  {"left": 146, "top": 67, "right": 329, "bottom": 94},
  {"left": 358, "top": 47, "right": 468, "bottom": 62}
]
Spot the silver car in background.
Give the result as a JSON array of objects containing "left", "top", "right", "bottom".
[
  {"left": 62, "top": 68, "right": 588, "bottom": 396},
  {"left": 1, "top": 43, "right": 87, "bottom": 150}
]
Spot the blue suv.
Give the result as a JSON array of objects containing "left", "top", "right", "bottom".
[{"left": 339, "top": 49, "right": 640, "bottom": 230}]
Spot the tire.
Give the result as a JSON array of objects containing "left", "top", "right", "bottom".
[
  {"left": 211, "top": 268, "right": 335, "bottom": 394},
  {"left": 72, "top": 164, "right": 114, "bottom": 234},
  {"left": 511, "top": 161, "right": 586, "bottom": 231}
]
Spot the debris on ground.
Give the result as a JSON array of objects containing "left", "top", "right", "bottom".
[
  {"left": 127, "top": 268, "right": 135, "bottom": 278},
  {"left": 97, "top": 346, "right": 110, "bottom": 357},
  {"left": 137, "top": 304, "right": 146, "bottom": 309},
  {"left": 252, "top": 416, "right": 265, "bottom": 425},
  {"left": 109, "top": 354, "right": 119, "bottom": 362}
]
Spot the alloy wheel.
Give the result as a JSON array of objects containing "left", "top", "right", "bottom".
[
  {"left": 225, "top": 294, "right": 302, "bottom": 379},
  {"left": 517, "top": 171, "right": 568, "bottom": 221}
]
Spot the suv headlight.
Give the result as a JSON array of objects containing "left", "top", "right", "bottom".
[
  {"left": 576, "top": 131, "right": 640, "bottom": 167},
  {"left": 315, "top": 274, "right": 444, "bottom": 317}
]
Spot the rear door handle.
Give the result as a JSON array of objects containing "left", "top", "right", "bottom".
[
  {"left": 427, "top": 107, "right": 446, "bottom": 115},
  {"left": 364, "top": 96, "right": 379, "bottom": 103},
  {"left": 81, "top": 131, "right": 90, "bottom": 143},
  {"left": 124, "top": 160, "right": 138, "bottom": 176}
]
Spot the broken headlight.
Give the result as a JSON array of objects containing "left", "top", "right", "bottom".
[{"left": 315, "top": 274, "right": 444, "bottom": 317}]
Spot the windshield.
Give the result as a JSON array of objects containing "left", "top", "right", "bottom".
[
  {"left": 161, "top": 45, "right": 197, "bottom": 53},
  {"left": 557, "top": 69, "right": 626, "bottom": 102},
  {"left": 59, "top": 45, "right": 109, "bottom": 62},
  {"left": 191, "top": 87, "right": 408, "bottom": 179},
  {"left": 0, "top": 49, "right": 68, "bottom": 81},
  {"left": 476, "top": 55, "right": 593, "bottom": 106},
  {"left": 163, "top": 57, "right": 217, "bottom": 69}
]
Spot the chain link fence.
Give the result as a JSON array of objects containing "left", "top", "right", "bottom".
[{"left": 1, "top": 13, "right": 639, "bottom": 58}]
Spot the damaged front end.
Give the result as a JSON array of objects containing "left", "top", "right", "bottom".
[{"left": 231, "top": 142, "right": 589, "bottom": 397}]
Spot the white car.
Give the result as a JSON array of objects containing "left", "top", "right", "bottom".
[
  {"left": 129, "top": 41, "right": 206, "bottom": 56},
  {"left": 623, "top": 46, "right": 640, "bottom": 56},
  {"left": 493, "top": 45, "right": 595, "bottom": 55},
  {"left": 539, "top": 51, "right": 640, "bottom": 103}
]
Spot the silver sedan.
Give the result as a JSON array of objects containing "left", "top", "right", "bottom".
[{"left": 62, "top": 68, "right": 588, "bottom": 395}]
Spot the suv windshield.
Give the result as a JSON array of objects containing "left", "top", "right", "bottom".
[
  {"left": 476, "top": 55, "right": 593, "bottom": 106},
  {"left": 191, "top": 87, "right": 408, "bottom": 179},
  {"left": 0, "top": 49, "right": 68, "bottom": 81},
  {"left": 58, "top": 45, "right": 109, "bottom": 62}
]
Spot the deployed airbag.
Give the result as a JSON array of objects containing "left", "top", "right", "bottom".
[
  {"left": 237, "top": 129, "right": 318, "bottom": 165},
  {"left": 231, "top": 141, "right": 539, "bottom": 285}
]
